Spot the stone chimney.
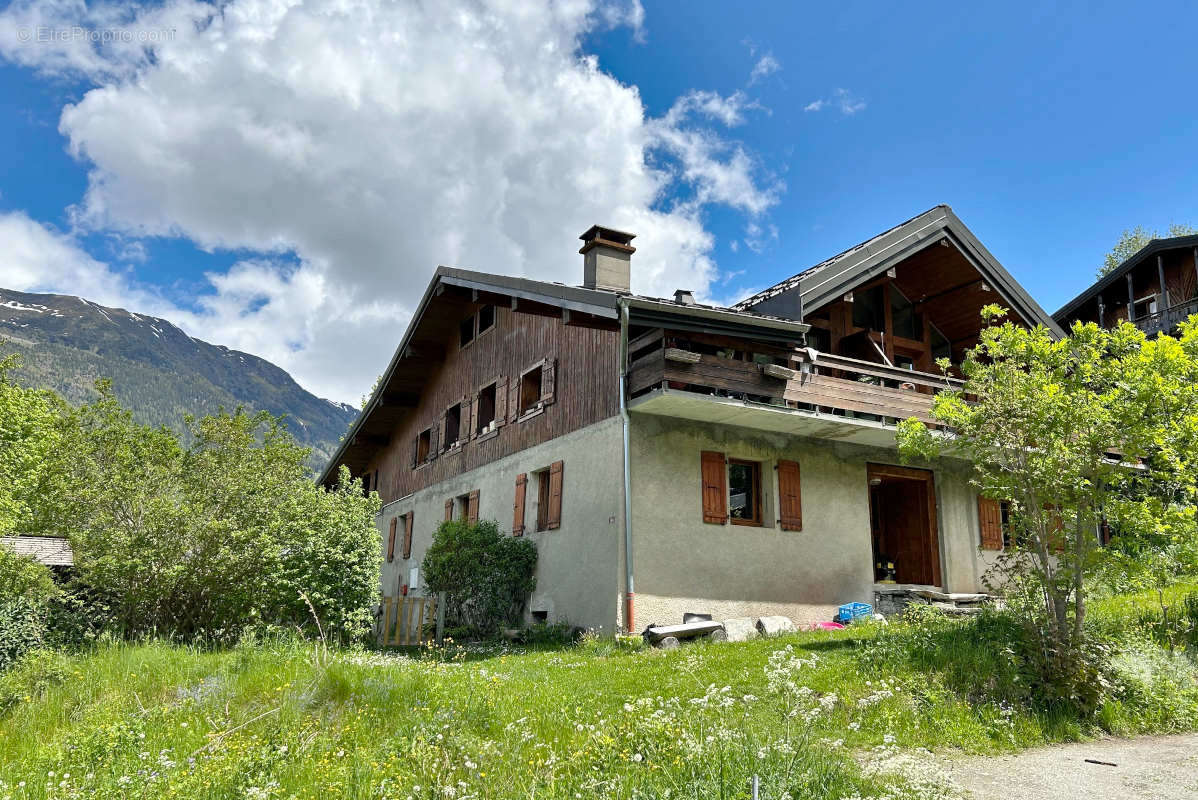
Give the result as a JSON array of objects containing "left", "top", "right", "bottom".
[{"left": 579, "top": 225, "right": 636, "bottom": 293}]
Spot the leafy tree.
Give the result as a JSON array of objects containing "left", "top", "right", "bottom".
[
  {"left": 422, "top": 519, "right": 537, "bottom": 637},
  {"left": 0, "top": 351, "right": 69, "bottom": 537},
  {"left": 1097, "top": 223, "right": 1198, "bottom": 278},
  {"left": 0, "top": 545, "right": 58, "bottom": 669},
  {"left": 59, "top": 383, "right": 380, "bottom": 641},
  {"left": 897, "top": 308, "right": 1198, "bottom": 706}
]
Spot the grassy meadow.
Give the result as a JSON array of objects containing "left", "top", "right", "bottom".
[{"left": 1, "top": 592, "right": 1197, "bottom": 800}]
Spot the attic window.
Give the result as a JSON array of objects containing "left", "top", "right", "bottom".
[
  {"left": 476, "top": 382, "right": 497, "bottom": 434},
  {"left": 519, "top": 364, "right": 543, "bottom": 416},
  {"left": 478, "top": 304, "right": 495, "bottom": 334},
  {"left": 460, "top": 315, "right": 475, "bottom": 348},
  {"left": 445, "top": 402, "right": 461, "bottom": 448}
]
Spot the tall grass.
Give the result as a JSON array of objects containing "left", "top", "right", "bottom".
[{"left": 0, "top": 601, "right": 1195, "bottom": 800}]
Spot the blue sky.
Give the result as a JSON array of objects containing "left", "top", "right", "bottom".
[{"left": 1, "top": 0, "right": 1195, "bottom": 402}]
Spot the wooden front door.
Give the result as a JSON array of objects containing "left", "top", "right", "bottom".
[{"left": 867, "top": 463, "right": 941, "bottom": 586}]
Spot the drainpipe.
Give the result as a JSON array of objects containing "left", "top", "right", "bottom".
[{"left": 618, "top": 299, "right": 635, "bottom": 633}]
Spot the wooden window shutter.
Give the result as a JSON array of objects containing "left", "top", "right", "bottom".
[
  {"left": 410, "top": 435, "right": 419, "bottom": 469},
  {"left": 467, "top": 490, "right": 480, "bottom": 524},
  {"left": 513, "top": 473, "right": 527, "bottom": 535},
  {"left": 468, "top": 392, "right": 480, "bottom": 439},
  {"left": 444, "top": 498, "right": 454, "bottom": 522},
  {"left": 701, "top": 451, "right": 728, "bottom": 524},
  {"left": 495, "top": 376, "right": 508, "bottom": 427},
  {"left": 777, "top": 460, "right": 803, "bottom": 532},
  {"left": 508, "top": 378, "right": 521, "bottom": 422},
  {"left": 402, "top": 512, "right": 414, "bottom": 560},
  {"left": 438, "top": 411, "right": 448, "bottom": 453},
  {"left": 386, "top": 517, "right": 397, "bottom": 562},
  {"left": 977, "top": 496, "right": 1003, "bottom": 551},
  {"left": 460, "top": 395, "right": 472, "bottom": 441},
  {"left": 540, "top": 358, "right": 556, "bottom": 405},
  {"left": 547, "top": 460, "right": 564, "bottom": 530},
  {"left": 428, "top": 422, "right": 439, "bottom": 460}
]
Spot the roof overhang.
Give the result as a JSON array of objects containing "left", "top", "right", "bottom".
[{"left": 1053, "top": 234, "right": 1198, "bottom": 324}]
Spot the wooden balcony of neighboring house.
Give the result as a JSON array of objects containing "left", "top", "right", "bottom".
[
  {"left": 626, "top": 329, "right": 965, "bottom": 449},
  {"left": 1131, "top": 296, "right": 1198, "bottom": 338}
]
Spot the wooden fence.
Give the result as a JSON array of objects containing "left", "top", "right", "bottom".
[{"left": 380, "top": 594, "right": 438, "bottom": 647}]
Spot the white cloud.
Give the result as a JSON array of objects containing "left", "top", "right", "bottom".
[
  {"left": 803, "top": 88, "right": 866, "bottom": 115},
  {"left": 0, "top": 0, "right": 783, "bottom": 403},
  {"left": 748, "top": 53, "right": 780, "bottom": 85}
]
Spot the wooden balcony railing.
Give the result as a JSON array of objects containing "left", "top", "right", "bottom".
[
  {"left": 1134, "top": 297, "right": 1198, "bottom": 338},
  {"left": 627, "top": 329, "right": 964, "bottom": 426}
]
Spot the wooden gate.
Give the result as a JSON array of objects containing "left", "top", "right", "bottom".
[{"left": 380, "top": 595, "right": 437, "bottom": 646}]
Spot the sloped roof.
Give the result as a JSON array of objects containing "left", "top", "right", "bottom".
[
  {"left": 0, "top": 536, "right": 73, "bottom": 567},
  {"left": 318, "top": 266, "right": 811, "bottom": 486},
  {"left": 1053, "top": 234, "right": 1198, "bottom": 324},
  {"left": 734, "top": 205, "right": 1065, "bottom": 337}
]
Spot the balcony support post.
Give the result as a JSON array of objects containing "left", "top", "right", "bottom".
[
  {"left": 1158, "top": 254, "right": 1169, "bottom": 310},
  {"left": 1127, "top": 272, "right": 1136, "bottom": 322}
]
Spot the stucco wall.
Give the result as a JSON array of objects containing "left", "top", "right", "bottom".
[
  {"left": 628, "top": 414, "right": 986, "bottom": 628},
  {"left": 377, "top": 415, "right": 625, "bottom": 632}
]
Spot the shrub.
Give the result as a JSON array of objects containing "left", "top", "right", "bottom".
[
  {"left": 0, "top": 545, "right": 58, "bottom": 670},
  {"left": 421, "top": 519, "right": 537, "bottom": 638}
]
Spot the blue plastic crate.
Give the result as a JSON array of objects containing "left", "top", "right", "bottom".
[{"left": 836, "top": 602, "right": 872, "bottom": 624}]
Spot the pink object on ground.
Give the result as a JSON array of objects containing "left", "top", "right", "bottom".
[{"left": 808, "top": 621, "right": 845, "bottom": 631}]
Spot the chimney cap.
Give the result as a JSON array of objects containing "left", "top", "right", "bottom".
[
  {"left": 673, "top": 289, "right": 696, "bottom": 306},
  {"left": 579, "top": 225, "right": 636, "bottom": 255}
]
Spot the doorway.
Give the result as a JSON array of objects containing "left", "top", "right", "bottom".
[{"left": 867, "top": 463, "right": 941, "bottom": 586}]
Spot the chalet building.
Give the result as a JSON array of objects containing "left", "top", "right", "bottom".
[
  {"left": 1054, "top": 233, "right": 1198, "bottom": 336},
  {"left": 320, "top": 205, "right": 1064, "bottom": 632}
]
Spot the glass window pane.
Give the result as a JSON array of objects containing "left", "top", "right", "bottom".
[{"left": 729, "top": 463, "right": 755, "bottom": 520}]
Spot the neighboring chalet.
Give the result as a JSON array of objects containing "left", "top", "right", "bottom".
[
  {"left": 1054, "top": 233, "right": 1198, "bottom": 336},
  {"left": 320, "top": 205, "right": 1063, "bottom": 632}
]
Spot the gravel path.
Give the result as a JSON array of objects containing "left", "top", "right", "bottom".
[{"left": 941, "top": 733, "right": 1198, "bottom": 799}]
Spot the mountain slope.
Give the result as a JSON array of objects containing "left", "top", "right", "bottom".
[{"left": 0, "top": 288, "right": 357, "bottom": 467}]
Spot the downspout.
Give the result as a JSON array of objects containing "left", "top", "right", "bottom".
[{"left": 618, "top": 299, "right": 635, "bottom": 633}]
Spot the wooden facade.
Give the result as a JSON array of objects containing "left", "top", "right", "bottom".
[{"left": 362, "top": 295, "right": 620, "bottom": 506}]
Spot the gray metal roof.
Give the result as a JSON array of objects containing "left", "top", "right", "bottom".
[
  {"left": 0, "top": 536, "right": 73, "bottom": 567},
  {"left": 734, "top": 205, "right": 1065, "bottom": 337},
  {"left": 1053, "top": 234, "right": 1198, "bottom": 323}
]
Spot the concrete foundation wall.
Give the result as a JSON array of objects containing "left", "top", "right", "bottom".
[
  {"left": 629, "top": 414, "right": 986, "bottom": 628},
  {"left": 377, "top": 415, "right": 625, "bottom": 632}
]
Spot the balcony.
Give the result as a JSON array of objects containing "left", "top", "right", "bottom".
[
  {"left": 1134, "top": 297, "right": 1198, "bottom": 338},
  {"left": 627, "top": 331, "right": 963, "bottom": 448}
]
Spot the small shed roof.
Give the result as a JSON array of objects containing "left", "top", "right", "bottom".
[{"left": 0, "top": 536, "right": 74, "bottom": 567}]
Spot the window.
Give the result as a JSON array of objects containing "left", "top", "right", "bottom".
[
  {"left": 444, "top": 402, "right": 461, "bottom": 448},
  {"left": 519, "top": 364, "right": 543, "bottom": 416},
  {"left": 930, "top": 324, "right": 951, "bottom": 363},
  {"left": 455, "top": 493, "right": 470, "bottom": 521},
  {"left": 459, "top": 315, "right": 475, "bottom": 348},
  {"left": 415, "top": 428, "right": 431, "bottom": 464},
  {"left": 890, "top": 286, "right": 921, "bottom": 340},
  {"left": 1134, "top": 295, "right": 1158, "bottom": 319},
  {"left": 1000, "top": 500, "right": 1026, "bottom": 549},
  {"left": 478, "top": 304, "right": 495, "bottom": 334},
  {"left": 728, "top": 459, "right": 762, "bottom": 526},
  {"left": 532, "top": 462, "right": 563, "bottom": 531},
  {"left": 536, "top": 469, "right": 551, "bottom": 531},
  {"left": 851, "top": 284, "right": 885, "bottom": 331},
  {"left": 476, "top": 382, "right": 497, "bottom": 434}
]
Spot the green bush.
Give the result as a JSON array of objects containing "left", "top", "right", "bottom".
[
  {"left": 0, "top": 545, "right": 58, "bottom": 670},
  {"left": 421, "top": 519, "right": 537, "bottom": 638}
]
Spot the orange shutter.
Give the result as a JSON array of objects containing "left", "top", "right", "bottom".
[
  {"left": 513, "top": 473, "right": 527, "bottom": 536},
  {"left": 444, "top": 498, "right": 454, "bottom": 522},
  {"left": 386, "top": 517, "right": 397, "bottom": 562},
  {"left": 977, "top": 496, "right": 1003, "bottom": 550},
  {"left": 467, "top": 490, "right": 480, "bottom": 524},
  {"left": 547, "top": 461, "right": 564, "bottom": 530},
  {"left": 540, "top": 358, "right": 556, "bottom": 405},
  {"left": 402, "top": 512, "right": 414, "bottom": 560},
  {"left": 701, "top": 451, "right": 727, "bottom": 524},
  {"left": 777, "top": 460, "right": 803, "bottom": 532}
]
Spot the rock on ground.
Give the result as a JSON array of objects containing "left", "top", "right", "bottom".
[
  {"left": 722, "top": 617, "right": 757, "bottom": 642},
  {"left": 755, "top": 616, "right": 796, "bottom": 637},
  {"left": 939, "top": 733, "right": 1198, "bottom": 800}
]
